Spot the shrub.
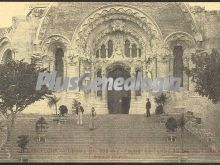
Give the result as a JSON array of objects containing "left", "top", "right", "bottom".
[
  {"left": 154, "top": 93, "right": 168, "bottom": 106},
  {"left": 59, "top": 105, "right": 68, "bottom": 116},
  {"left": 165, "top": 117, "right": 177, "bottom": 132},
  {"left": 154, "top": 93, "right": 169, "bottom": 114},
  {"left": 155, "top": 104, "right": 163, "bottom": 115},
  {"left": 178, "top": 114, "right": 186, "bottom": 128},
  {"left": 17, "top": 135, "right": 29, "bottom": 153}
]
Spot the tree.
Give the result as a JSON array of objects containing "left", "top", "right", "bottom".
[
  {"left": 185, "top": 49, "right": 220, "bottom": 103},
  {"left": 0, "top": 59, "right": 52, "bottom": 156},
  {"left": 47, "top": 95, "right": 60, "bottom": 115},
  {"left": 0, "top": 59, "right": 52, "bottom": 125},
  {"left": 154, "top": 93, "right": 169, "bottom": 114},
  {"left": 178, "top": 114, "right": 186, "bottom": 153}
]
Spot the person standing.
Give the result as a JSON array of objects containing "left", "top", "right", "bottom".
[
  {"left": 89, "top": 107, "right": 96, "bottom": 130},
  {"left": 146, "top": 98, "right": 151, "bottom": 117},
  {"left": 76, "top": 102, "right": 84, "bottom": 125}
]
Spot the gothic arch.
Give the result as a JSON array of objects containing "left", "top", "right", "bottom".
[
  {"left": 41, "top": 34, "right": 71, "bottom": 77},
  {"left": 71, "top": 5, "right": 163, "bottom": 59},
  {"left": 106, "top": 61, "right": 131, "bottom": 74},
  {"left": 164, "top": 31, "right": 196, "bottom": 51},
  {"left": 165, "top": 31, "right": 196, "bottom": 88},
  {"left": 71, "top": 4, "right": 163, "bottom": 41},
  {"left": 0, "top": 37, "right": 13, "bottom": 63},
  {"left": 41, "top": 34, "right": 71, "bottom": 55}
]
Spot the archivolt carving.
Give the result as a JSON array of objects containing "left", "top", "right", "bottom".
[
  {"left": 93, "top": 25, "right": 146, "bottom": 56},
  {"left": 164, "top": 31, "right": 196, "bottom": 51},
  {"left": 106, "top": 61, "right": 131, "bottom": 74},
  {"left": 41, "top": 34, "right": 71, "bottom": 55},
  {"left": 72, "top": 6, "right": 163, "bottom": 57}
]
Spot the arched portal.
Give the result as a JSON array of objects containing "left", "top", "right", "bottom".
[
  {"left": 2, "top": 49, "right": 12, "bottom": 63},
  {"left": 107, "top": 65, "right": 131, "bottom": 114}
]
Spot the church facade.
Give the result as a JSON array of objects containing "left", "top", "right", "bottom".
[{"left": 0, "top": 2, "right": 219, "bottom": 115}]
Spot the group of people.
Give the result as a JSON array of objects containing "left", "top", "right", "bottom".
[
  {"left": 74, "top": 102, "right": 97, "bottom": 130},
  {"left": 72, "top": 98, "right": 151, "bottom": 131}
]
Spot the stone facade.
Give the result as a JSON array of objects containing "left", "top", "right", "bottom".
[{"left": 0, "top": 2, "right": 219, "bottom": 115}]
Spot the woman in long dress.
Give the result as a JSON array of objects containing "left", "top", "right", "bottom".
[{"left": 89, "top": 107, "right": 96, "bottom": 130}]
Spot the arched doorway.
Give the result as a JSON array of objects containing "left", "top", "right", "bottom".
[
  {"left": 107, "top": 65, "right": 131, "bottom": 114},
  {"left": 2, "top": 49, "right": 12, "bottom": 63}
]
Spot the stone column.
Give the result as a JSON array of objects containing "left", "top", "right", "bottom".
[
  {"left": 129, "top": 45, "right": 132, "bottom": 57},
  {"left": 101, "top": 66, "right": 107, "bottom": 102},
  {"left": 130, "top": 66, "right": 136, "bottom": 100},
  {"left": 98, "top": 49, "right": 101, "bottom": 58},
  {"left": 155, "top": 56, "right": 158, "bottom": 78},
  {"left": 106, "top": 47, "right": 108, "bottom": 58},
  {"left": 143, "top": 66, "right": 149, "bottom": 99},
  {"left": 137, "top": 47, "right": 141, "bottom": 58},
  {"left": 90, "top": 63, "right": 96, "bottom": 99}
]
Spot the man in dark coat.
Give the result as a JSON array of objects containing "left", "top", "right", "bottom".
[{"left": 146, "top": 98, "right": 151, "bottom": 117}]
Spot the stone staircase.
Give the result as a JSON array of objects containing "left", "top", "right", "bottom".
[{"left": 1, "top": 114, "right": 218, "bottom": 163}]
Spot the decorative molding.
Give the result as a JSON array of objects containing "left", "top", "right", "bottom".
[
  {"left": 40, "top": 34, "right": 71, "bottom": 63},
  {"left": 106, "top": 61, "right": 131, "bottom": 73},
  {"left": 72, "top": 5, "right": 163, "bottom": 59},
  {"left": 164, "top": 31, "right": 196, "bottom": 51}
]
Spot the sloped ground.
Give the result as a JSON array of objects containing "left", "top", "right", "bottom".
[{"left": 1, "top": 114, "right": 219, "bottom": 163}]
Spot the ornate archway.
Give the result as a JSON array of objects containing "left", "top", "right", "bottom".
[
  {"left": 40, "top": 35, "right": 71, "bottom": 77},
  {"left": 71, "top": 5, "right": 163, "bottom": 61},
  {"left": 164, "top": 31, "right": 196, "bottom": 88}
]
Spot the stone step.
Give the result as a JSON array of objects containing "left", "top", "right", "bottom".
[{"left": 2, "top": 114, "right": 215, "bottom": 162}]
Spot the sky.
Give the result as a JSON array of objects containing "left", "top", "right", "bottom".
[{"left": 0, "top": 2, "right": 220, "bottom": 28}]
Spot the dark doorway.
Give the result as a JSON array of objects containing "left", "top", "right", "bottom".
[
  {"left": 54, "top": 48, "right": 64, "bottom": 79},
  {"left": 107, "top": 66, "right": 131, "bottom": 114},
  {"left": 173, "top": 46, "right": 183, "bottom": 87}
]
